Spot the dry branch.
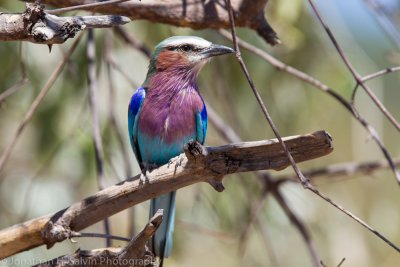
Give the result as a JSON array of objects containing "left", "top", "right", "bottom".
[
  {"left": 34, "top": 210, "right": 163, "bottom": 267},
  {"left": 278, "top": 158, "right": 400, "bottom": 182},
  {"left": 0, "top": 4, "right": 130, "bottom": 44},
  {"left": 0, "top": 131, "right": 333, "bottom": 259},
  {"left": 31, "top": 0, "right": 279, "bottom": 45}
]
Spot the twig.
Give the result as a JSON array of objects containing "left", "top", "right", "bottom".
[
  {"left": 114, "top": 27, "right": 151, "bottom": 58},
  {"left": 87, "top": 29, "right": 111, "bottom": 247},
  {"left": 254, "top": 218, "right": 281, "bottom": 267},
  {"left": 104, "top": 30, "right": 135, "bottom": 235},
  {"left": 104, "top": 30, "right": 132, "bottom": 180},
  {"left": 218, "top": 29, "right": 331, "bottom": 94},
  {"left": 107, "top": 57, "right": 138, "bottom": 88},
  {"left": 308, "top": 186, "right": 400, "bottom": 253},
  {"left": 278, "top": 158, "right": 400, "bottom": 183},
  {"left": 0, "top": 33, "right": 83, "bottom": 181},
  {"left": 0, "top": 131, "right": 333, "bottom": 259},
  {"left": 70, "top": 232, "right": 131, "bottom": 242},
  {"left": 218, "top": 29, "right": 400, "bottom": 189},
  {"left": 47, "top": 0, "right": 131, "bottom": 15},
  {"left": 364, "top": 0, "right": 400, "bottom": 49},
  {"left": 0, "top": 43, "right": 28, "bottom": 104},
  {"left": 337, "top": 257, "right": 346, "bottom": 267},
  {"left": 350, "top": 83, "right": 359, "bottom": 104},
  {"left": 176, "top": 220, "right": 234, "bottom": 241},
  {"left": 0, "top": 78, "right": 29, "bottom": 104},
  {"left": 307, "top": 0, "right": 400, "bottom": 134},
  {"left": 207, "top": 105, "right": 242, "bottom": 143},
  {"left": 271, "top": 186, "right": 320, "bottom": 266},
  {"left": 238, "top": 188, "right": 268, "bottom": 252},
  {"left": 361, "top": 66, "right": 400, "bottom": 82},
  {"left": 0, "top": 4, "right": 130, "bottom": 44}
]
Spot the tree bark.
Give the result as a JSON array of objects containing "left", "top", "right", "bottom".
[{"left": 31, "top": 0, "right": 280, "bottom": 45}]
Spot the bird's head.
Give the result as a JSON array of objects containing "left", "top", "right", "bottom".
[{"left": 144, "top": 36, "right": 234, "bottom": 85}]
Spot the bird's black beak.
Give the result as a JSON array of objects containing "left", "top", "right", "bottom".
[{"left": 201, "top": 44, "right": 234, "bottom": 59}]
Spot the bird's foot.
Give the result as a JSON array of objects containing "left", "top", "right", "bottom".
[
  {"left": 184, "top": 140, "right": 208, "bottom": 161},
  {"left": 167, "top": 158, "right": 174, "bottom": 168},
  {"left": 167, "top": 154, "right": 184, "bottom": 170},
  {"left": 139, "top": 164, "right": 157, "bottom": 185},
  {"left": 142, "top": 162, "right": 158, "bottom": 172}
]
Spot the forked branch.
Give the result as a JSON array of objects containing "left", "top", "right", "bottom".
[{"left": 34, "top": 210, "right": 163, "bottom": 267}]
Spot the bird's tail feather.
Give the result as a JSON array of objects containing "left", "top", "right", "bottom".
[{"left": 150, "top": 191, "right": 176, "bottom": 264}]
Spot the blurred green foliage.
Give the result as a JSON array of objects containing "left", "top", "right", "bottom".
[{"left": 0, "top": 1, "right": 400, "bottom": 267}]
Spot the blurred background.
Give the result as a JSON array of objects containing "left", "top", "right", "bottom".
[{"left": 0, "top": 0, "right": 399, "bottom": 266}]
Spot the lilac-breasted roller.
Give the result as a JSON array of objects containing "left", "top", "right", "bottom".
[{"left": 128, "top": 36, "right": 233, "bottom": 264}]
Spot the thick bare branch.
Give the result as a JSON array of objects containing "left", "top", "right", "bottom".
[
  {"left": 119, "top": 210, "right": 163, "bottom": 261},
  {"left": 34, "top": 211, "right": 163, "bottom": 267},
  {"left": 0, "top": 131, "right": 333, "bottom": 259},
  {"left": 0, "top": 4, "right": 130, "bottom": 44},
  {"left": 31, "top": 0, "right": 279, "bottom": 45}
]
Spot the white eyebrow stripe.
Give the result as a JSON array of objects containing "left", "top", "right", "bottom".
[{"left": 159, "top": 36, "right": 212, "bottom": 49}]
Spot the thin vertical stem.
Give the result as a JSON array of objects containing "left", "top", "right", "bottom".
[{"left": 87, "top": 29, "right": 111, "bottom": 247}]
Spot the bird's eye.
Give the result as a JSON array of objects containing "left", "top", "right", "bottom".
[{"left": 180, "top": 44, "right": 193, "bottom": 52}]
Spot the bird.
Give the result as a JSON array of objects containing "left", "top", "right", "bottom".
[{"left": 128, "top": 36, "right": 233, "bottom": 265}]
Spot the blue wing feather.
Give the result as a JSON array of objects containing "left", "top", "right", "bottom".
[
  {"left": 196, "top": 103, "right": 207, "bottom": 145},
  {"left": 128, "top": 87, "right": 146, "bottom": 168}
]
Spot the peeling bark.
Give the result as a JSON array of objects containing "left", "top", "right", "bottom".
[{"left": 0, "top": 4, "right": 130, "bottom": 44}]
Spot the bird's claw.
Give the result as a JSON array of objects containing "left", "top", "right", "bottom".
[
  {"left": 167, "top": 158, "right": 174, "bottom": 168},
  {"left": 171, "top": 154, "right": 184, "bottom": 174}
]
